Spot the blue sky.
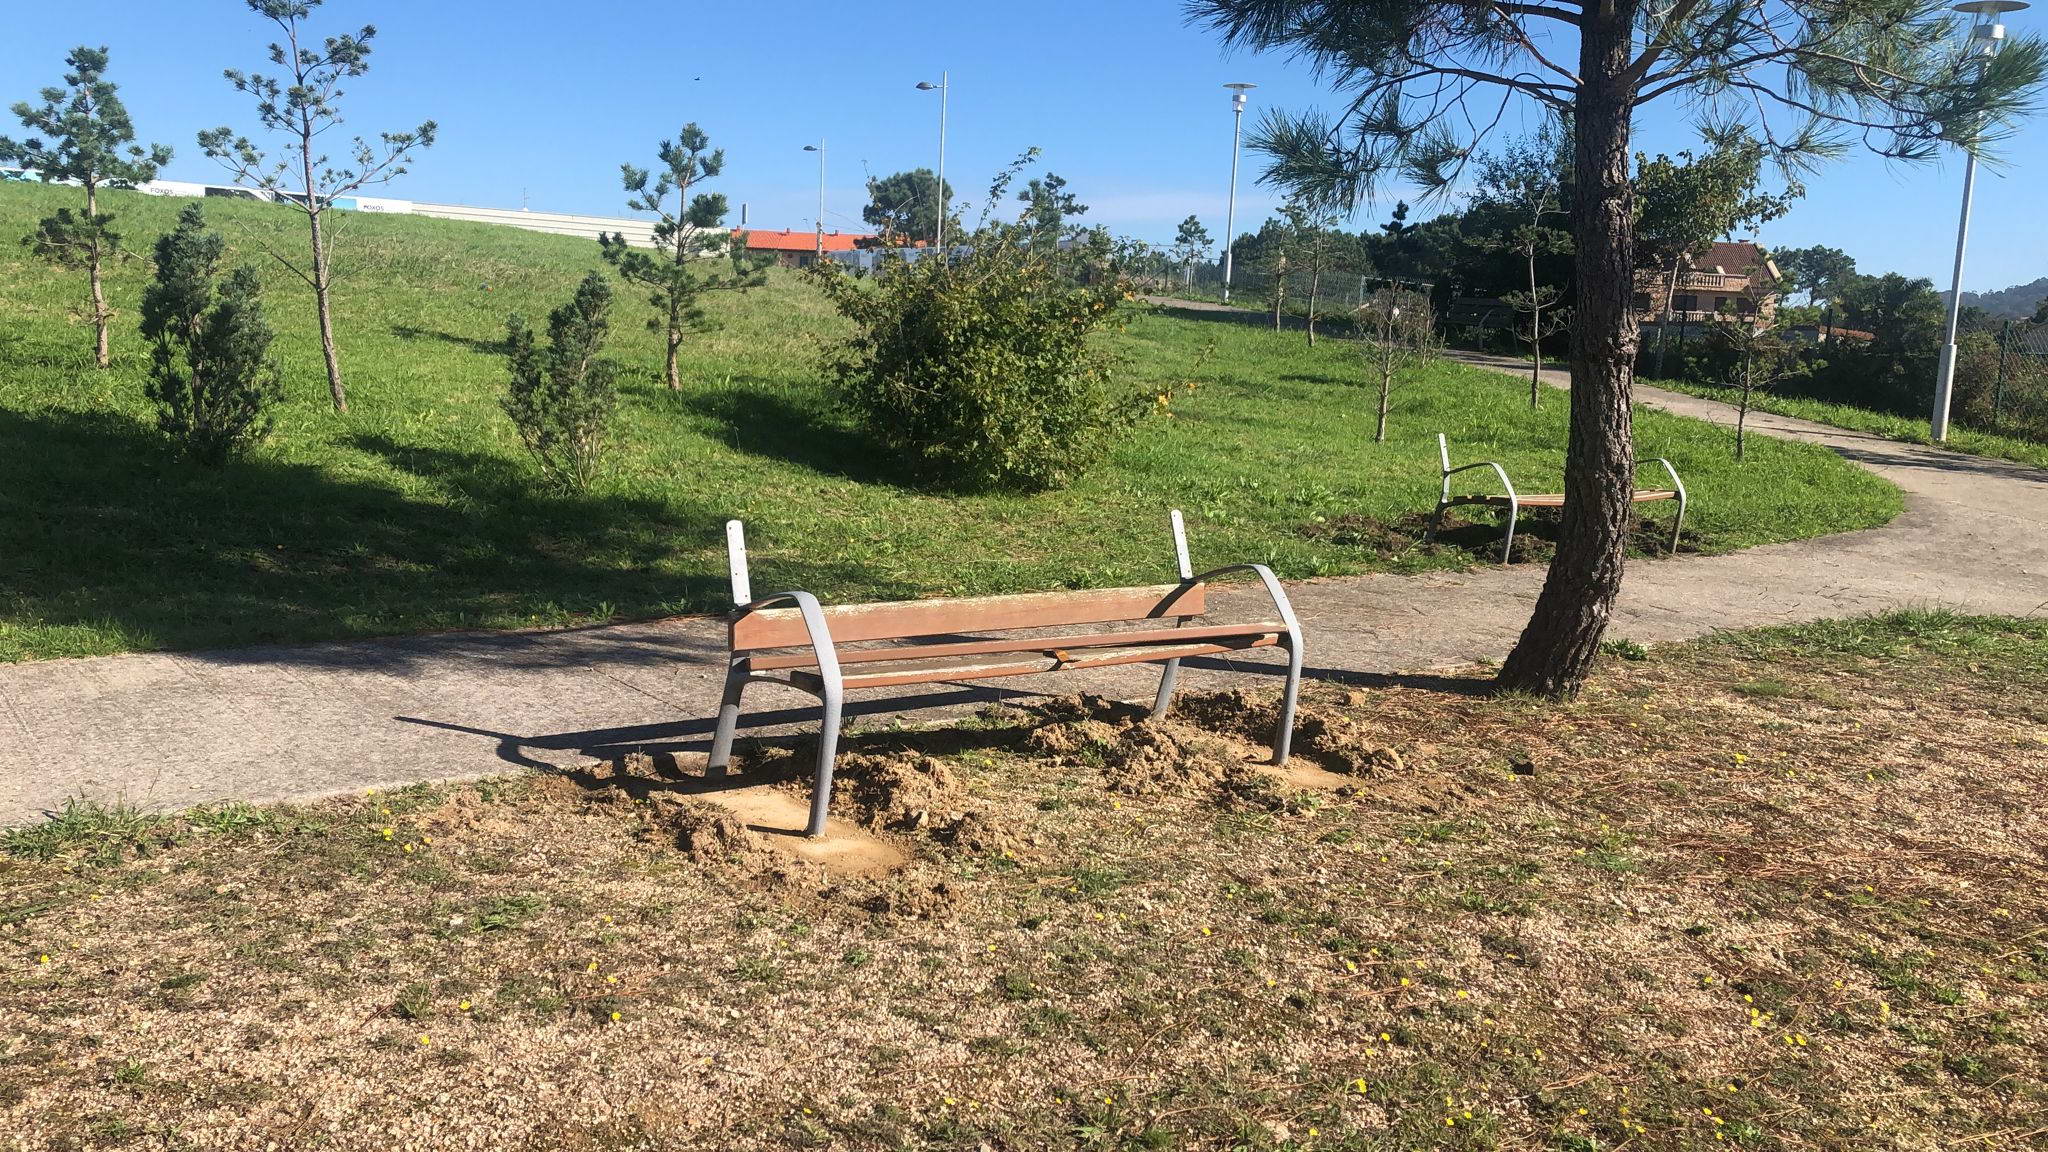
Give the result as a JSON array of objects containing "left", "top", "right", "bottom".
[{"left": 5, "top": 0, "right": 2044, "bottom": 291}]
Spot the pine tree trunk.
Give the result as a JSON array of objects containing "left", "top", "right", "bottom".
[
  {"left": 665, "top": 330, "right": 683, "bottom": 390},
  {"left": 1375, "top": 347, "right": 1393, "bottom": 443},
  {"left": 87, "top": 181, "right": 110, "bottom": 369},
  {"left": 309, "top": 208, "right": 346, "bottom": 412},
  {"left": 1527, "top": 242, "right": 1541, "bottom": 407},
  {"left": 1307, "top": 252, "right": 1322, "bottom": 346},
  {"left": 1496, "top": 0, "right": 1641, "bottom": 699},
  {"left": 1653, "top": 257, "right": 1680, "bottom": 377}
]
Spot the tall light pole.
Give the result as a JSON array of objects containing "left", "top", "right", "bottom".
[
  {"left": 1932, "top": 0, "right": 2029, "bottom": 441},
  {"left": 802, "top": 140, "right": 825, "bottom": 261},
  {"left": 1221, "top": 82, "right": 1256, "bottom": 304},
  {"left": 916, "top": 72, "right": 949, "bottom": 252}
]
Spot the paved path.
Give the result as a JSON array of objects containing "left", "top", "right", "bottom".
[{"left": 3, "top": 353, "right": 2043, "bottom": 824}]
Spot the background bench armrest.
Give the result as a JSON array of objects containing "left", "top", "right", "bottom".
[
  {"left": 733, "top": 591, "right": 843, "bottom": 696},
  {"left": 1640, "top": 457, "right": 1687, "bottom": 502},
  {"left": 1185, "top": 563, "right": 1302, "bottom": 640},
  {"left": 1441, "top": 459, "right": 1517, "bottom": 504}
]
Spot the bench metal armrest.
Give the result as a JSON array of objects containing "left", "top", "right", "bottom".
[
  {"left": 1441, "top": 460, "right": 1517, "bottom": 505},
  {"left": 1640, "top": 457, "right": 1687, "bottom": 503},
  {"left": 733, "top": 590, "right": 843, "bottom": 696},
  {"left": 1185, "top": 563, "right": 1302, "bottom": 639}
]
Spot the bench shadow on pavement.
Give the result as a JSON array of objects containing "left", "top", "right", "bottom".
[{"left": 394, "top": 659, "right": 1490, "bottom": 776}]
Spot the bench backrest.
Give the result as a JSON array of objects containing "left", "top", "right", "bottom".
[
  {"left": 723, "top": 511, "right": 1205, "bottom": 651},
  {"left": 730, "top": 583, "right": 1207, "bottom": 651}
]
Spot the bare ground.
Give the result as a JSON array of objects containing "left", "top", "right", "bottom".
[{"left": 4, "top": 612, "right": 2047, "bottom": 1151}]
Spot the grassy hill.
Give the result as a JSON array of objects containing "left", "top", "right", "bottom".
[{"left": 0, "top": 183, "right": 1900, "bottom": 661}]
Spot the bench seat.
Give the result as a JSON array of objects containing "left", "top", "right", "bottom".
[
  {"left": 774, "top": 627, "right": 1285, "bottom": 692},
  {"left": 1448, "top": 489, "right": 1680, "bottom": 509}
]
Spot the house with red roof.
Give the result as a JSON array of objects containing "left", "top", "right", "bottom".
[{"left": 732, "top": 228, "right": 872, "bottom": 268}]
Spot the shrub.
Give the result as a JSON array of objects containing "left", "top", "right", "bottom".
[
  {"left": 810, "top": 192, "right": 1138, "bottom": 492},
  {"left": 139, "top": 204, "right": 282, "bottom": 465},
  {"left": 501, "top": 272, "right": 621, "bottom": 492}
]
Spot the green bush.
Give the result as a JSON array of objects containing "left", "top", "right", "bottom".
[
  {"left": 810, "top": 217, "right": 1138, "bottom": 492},
  {"left": 501, "top": 272, "right": 621, "bottom": 492},
  {"left": 139, "top": 204, "right": 282, "bottom": 465}
]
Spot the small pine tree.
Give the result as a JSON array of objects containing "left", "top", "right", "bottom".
[
  {"left": 1, "top": 46, "right": 173, "bottom": 368},
  {"left": 598, "top": 123, "right": 768, "bottom": 390},
  {"left": 501, "top": 272, "right": 620, "bottom": 492},
  {"left": 140, "top": 205, "right": 282, "bottom": 465},
  {"left": 198, "top": 0, "right": 438, "bottom": 414}
]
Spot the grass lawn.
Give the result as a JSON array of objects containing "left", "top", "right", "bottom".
[
  {"left": 1641, "top": 376, "right": 2048, "bottom": 471},
  {"left": 6, "top": 611, "right": 2045, "bottom": 1148},
  {"left": 1, "top": 183, "right": 1899, "bottom": 662}
]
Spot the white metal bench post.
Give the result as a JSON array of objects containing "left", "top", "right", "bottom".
[
  {"left": 1150, "top": 509, "right": 1195, "bottom": 719},
  {"left": 709, "top": 519, "right": 847, "bottom": 837}
]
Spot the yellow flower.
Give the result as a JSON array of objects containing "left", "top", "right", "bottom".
[
  {"left": 1351, "top": 1078, "right": 1368, "bottom": 1093},
  {"left": 609, "top": 1011, "right": 621, "bottom": 1022},
  {"left": 458, "top": 1000, "right": 471, "bottom": 1011},
  {"left": 418, "top": 1034, "right": 430, "bottom": 1046}
]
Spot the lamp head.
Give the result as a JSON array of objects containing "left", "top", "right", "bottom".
[
  {"left": 916, "top": 80, "right": 942, "bottom": 91},
  {"left": 803, "top": 145, "right": 819, "bottom": 152},
  {"left": 1954, "top": 0, "right": 2028, "bottom": 15}
]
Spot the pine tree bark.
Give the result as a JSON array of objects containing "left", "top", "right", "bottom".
[
  {"left": 1496, "top": 0, "right": 1641, "bottom": 699},
  {"left": 1526, "top": 241, "right": 1542, "bottom": 407},
  {"left": 297, "top": 123, "right": 348, "bottom": 413},
  {"left": 86, "top": 180, "right": 110, "bottom": 369},
  {"left": 308, "top": 207, "right": 346, "bottom": 412}
]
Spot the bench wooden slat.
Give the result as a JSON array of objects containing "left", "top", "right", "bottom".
[
  {"left": 745, "top": 621, "right": 1285, "bottom": 671},
  {"left": 1448, "top": 489, "right": 1678, "bottom": 508},
  {"left": 731, "top": 583, "right": 1206, "bottom": 651},
  {"left": 783, "top": 632, "right": 1281, "bottom": 692}
]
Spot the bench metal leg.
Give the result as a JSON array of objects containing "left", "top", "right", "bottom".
[
  {"left": 706, "top": 664, "right": 747, "bottom": 778},
  {"left": 805, "top": 684, "right": 844, "bottom": 838},
  {"left": 1423, "top": 500, "right": 1448, "bottom": 547},
  {"left": 1669, "top": 490, "right": 1687, "bottom": 556},
  {"left": 1273, "top": 634, "right": 1304, "bottom": 764},
  {"left": 1151, "top": 657, "right": 1182, "bottom": 719},
  {"left": 1499, "top": 498, "right": 1519, "bottom": 565}
]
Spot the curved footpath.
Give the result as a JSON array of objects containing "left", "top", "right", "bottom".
[{"left": 1, "top": 352, "right": 2043, "bottom": 824}]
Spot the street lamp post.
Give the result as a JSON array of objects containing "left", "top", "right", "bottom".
[
  {"left": 1221, "top": 82, "right": 1256, "bottom": 304},
  {"left": 802, "top": 141, "right": 825, "bottom": 261},
  {"left": 1931, "top": 0, "right": 2029, "bottom": 442},
  {"left": 916, "top": 72, "right": 949, "bottom": 252}
]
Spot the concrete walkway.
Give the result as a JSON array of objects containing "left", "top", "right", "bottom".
[{"left": 3, "top": 355, "right": 2043, "bottom": 825}]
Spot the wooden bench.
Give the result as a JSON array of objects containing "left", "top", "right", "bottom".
[
  {"left": 708, "top": 511, "right": 1304, "bottom": 836},
  {"left": 1424, "top": 433, "right": 1688, "bottom": 564}
]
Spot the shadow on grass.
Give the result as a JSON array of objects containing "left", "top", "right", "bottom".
[
  {"left": 0, "top": 407, "right": 890, "bottom": 660},
  {"left": 682, "top": 386, "right": 920, "bottom": 488},
  {"left": 388, "top": 324, "right": 509, "bottom": 356}
]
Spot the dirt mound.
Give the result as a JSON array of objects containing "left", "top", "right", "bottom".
[
  {"left": 1025, "top": 695, "right": 1282, "bottom": 801},
  {"left": 831, "top": 752, "right": 962, "bottom": 831},
  {"left": 1299, "top": 509, "right": 1693, "bottom": 562},
  {"left": 937, "top": 810, "right": 1023, "bottom": 858},
  {"left": 846, "top": 862, "right": 959, "bottom": 919},
  {"left": 750, "top": 747, "right": 1025, "bottom": 859},
  {"left": 640, "top": 792, "right": 764, "bottom": 865},
  {"left": 1172, "top": 689, "right": 1405, "bottom": 776}
]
